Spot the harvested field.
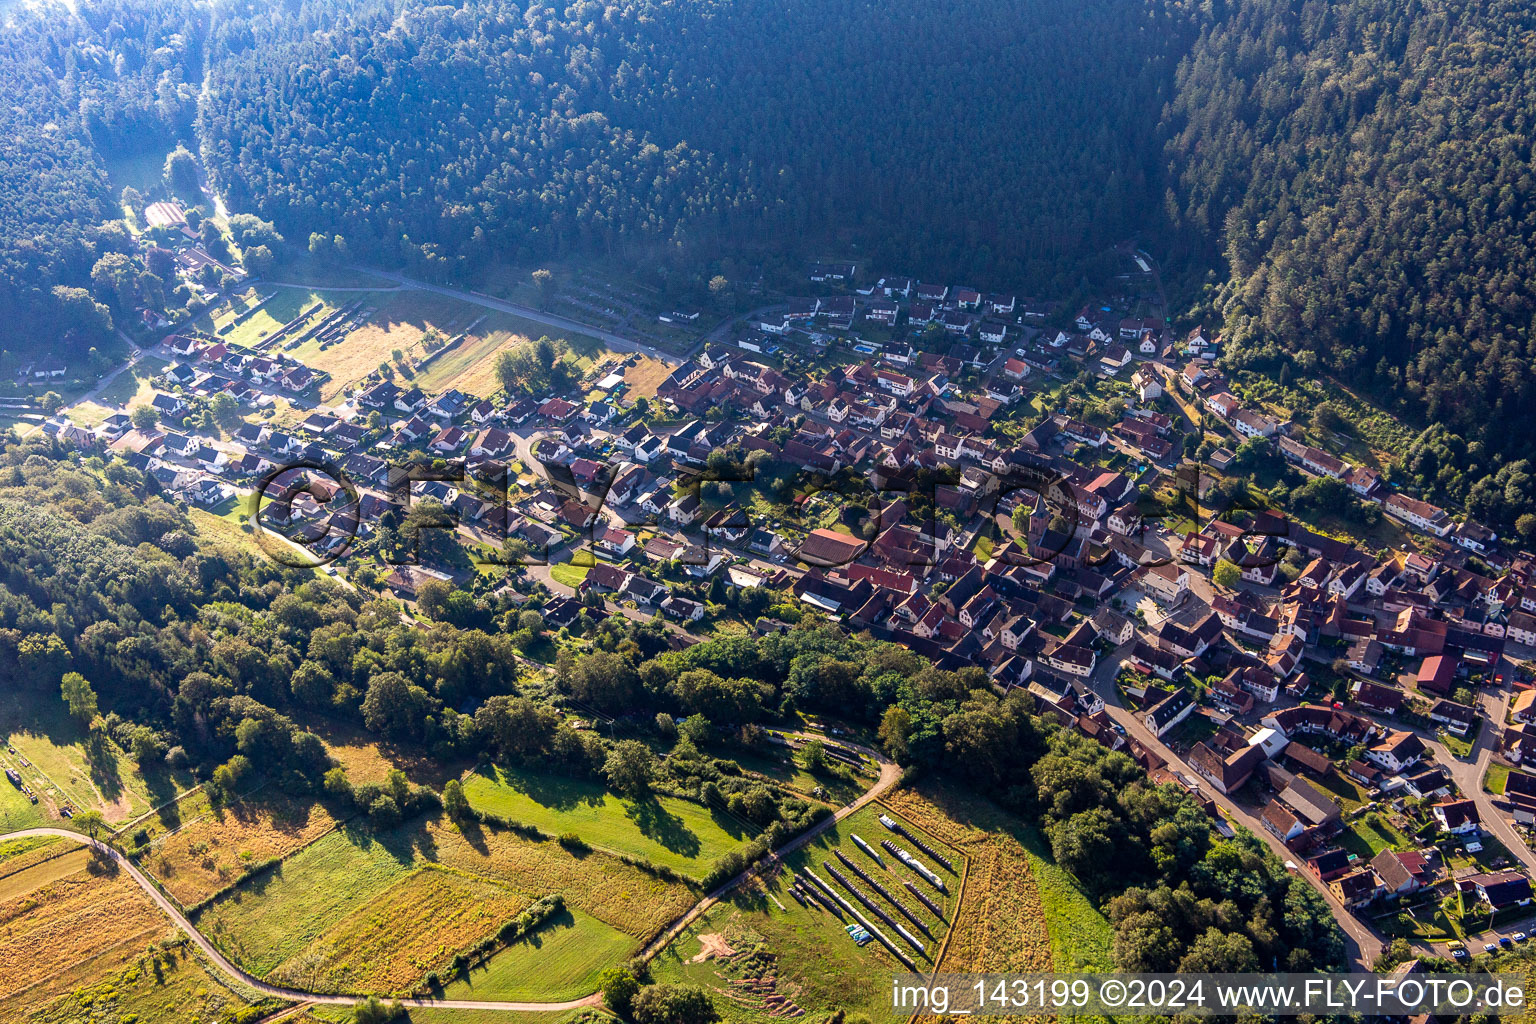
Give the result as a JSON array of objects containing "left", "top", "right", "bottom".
[
  {"left": 426, "top": 816, "right": 696, "bottom": 939},
  {"left": 0, "top": 848, "right": 93, "bottom": 903},
  {"left": 144, "top": 789, "right": 342, "bottom": 906},
  {"left": 622, "top": 355, "right": 674, "bottom": 401},
  {"left": 196, "top": 813, "right": 695, "bottom": 985},
  {"left": 884, "top": 782, "right": 1108, "bottom": 972},
  {"left": 0, "top": 836, "right": 65, "bottom": 875},
  {"left": 0, "top": 855, "right": 167, "bottom": 1003},
  {"left": 271, "top": 866, "right": 532, "bottom": 994},
  {"left": 413, "top": 311, "right": 612, "bottom": 399},
  {"left": 288, "top": 291, "right": 475, "bottom": 402},
  {"left": 193, "top": 822, "right": 419, "bottom": 977}
]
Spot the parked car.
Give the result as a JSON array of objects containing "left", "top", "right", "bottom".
[
  {"left": 1451, "top": 947, "right": 1469, "bottom": 960},
  {"left": 1515, "top": 932, "right": 1528, "bottom": 942},
  {"left": 1500, "top": 936, "right": 1513, "bottom": 948},
  {"left": 1484, "top": 942, "right": 1498, "bottom": 953}
]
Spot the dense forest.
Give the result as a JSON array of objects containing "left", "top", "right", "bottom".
[
  {"left": 0, "top": 437, "right": 1345, "bottom": 973},
  {"left": 7, "top": 0, "right": 1536, "bottom": 519},
  {"left": 195, "top": 0, "right": 1184, "bottom": 285}
]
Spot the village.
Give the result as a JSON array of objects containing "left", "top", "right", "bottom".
[{"left": 27, "top": 243, "right": 1536, "bottom": 968}]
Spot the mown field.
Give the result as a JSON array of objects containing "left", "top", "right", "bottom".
[
  {"left": 462, "top": 765, "right": 752, "bottom": 875},
  {"left": 442, "top": 905, "right": 635, "bottom": 1001},
  {"left": 270, "top": 866, "right": 532, "bottom": 993},
  {"left": 193, "top": 286, "right": 343, "bottom": 351},
  {"left": 0, "top": 690, "right": 193, "bottom": 825},
  {"left": 287, "top": 290, "right": 477, "bottom": 402},
  {"left": 194, "top": 810, "right": 696, "bottom": 997},
  {"left": 139, "top": 787, "right": 342, "bottom": 906},
  {"left": 17, "top": 937, "right": 266, "bottom": 1024},
  {"left": 411, "top": 311, "right": 613, "bottom": 399}
]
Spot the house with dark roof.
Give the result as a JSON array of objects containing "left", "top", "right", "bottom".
[
  {"left": 1469, "top": 871, "right": 1534, "bottom": 911},
  {"left": 1329, "top": 869, "right": 1381, "bottom": 909},
  {"left": 1432, "top": 799, "right": 1480, "bottom": 834},
  {"left": 1366, "top": 731, "right": 1426, "bottom": 773},
  {"left": 1307, "top": 847, "right": 1353, "bottom": 882},
  {"left": 1142, "top": 688, "right": 1194, "bottom": 738}
]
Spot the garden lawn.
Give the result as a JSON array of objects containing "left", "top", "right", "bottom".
[
  {"left": 1485, "top": 764, "right": 1510, "bottom": 795},
  {"left": 462, "top": 765, "right": 751, "bottom": 876},
  {"left": 548, "top": 564, "right": 591, "bottom": 588}
]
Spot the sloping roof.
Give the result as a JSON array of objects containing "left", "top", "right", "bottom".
[{"left": 796, "top": 528, "right": 867, "bottom": 567}]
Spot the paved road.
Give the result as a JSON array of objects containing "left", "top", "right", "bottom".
[
  {"left": 0, "top": 736, "right": 897, "bottom": 1013},
  {"left": 1418, "top": 687, "right": 1536, "bottom": 875},
  {"left": 1084, "top": 646, "right": 1382, "bottom": 969}
]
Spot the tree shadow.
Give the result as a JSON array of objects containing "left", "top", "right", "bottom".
[
  {"left": 706, "top": 804, "right": 754, "bottom": 841},
  {"left": 456, "top": 815, "right": 490, "bottom": 856},
  {"left": 343, "top": 814, "right": 440, "bottom": 866},
  {"left": 627, "top": 797, "right": 701, "bottom": 858},
  {"left": 82, "top": 731, "right": 127, "bottom": 803},
  {"left": 141, "top": 766, "right": 181, "bottom": 826},
  {"left": 484, "top": 764, "right": 606, "bottom": 812}
]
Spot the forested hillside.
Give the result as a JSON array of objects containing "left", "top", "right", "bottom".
[
  {"left": 198, "top": 0, "right": 1185, "bottom": 286},
  {"left": 0, "top": 0, "right": 204, "bottom": 359},
  {"left": 1161, "top": 0, "right": 1536, "bottom": 522}
]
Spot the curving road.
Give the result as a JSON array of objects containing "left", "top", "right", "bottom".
[{"left": 0, "top": 735, "right": 898, "bottom": 1013}]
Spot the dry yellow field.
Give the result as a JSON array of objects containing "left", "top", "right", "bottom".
[
  {"left": 428, "top": 818, "right": 696, "bottom": 940},
  {"left": 270, "top": 866, "right": 532, "bottom": 993},
  {"left": 146, "top": 791, "right": 341, "bottom": 905},
  {"left": 0, "top": 847, "right": 93, "bottom": 903},
  {"left": 316, "top": 719, "right": 468, "bottom": 790},
  {"left": 881, "top": 789, "right": 1053, "bottom": 976},
  {"left": 0, "top": 856, "right": 167, "bottom": 1003},
  {"left": 622, "top": 355, "right": 674, "bottom": 400},
  {"left": 289, "top": 291, "right": 477, "bottom": 402}
]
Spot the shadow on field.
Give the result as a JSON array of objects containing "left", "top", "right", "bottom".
[
  {"left": 485, "top": 764, "right": 606, "bottom": 811},
  {"left": 628, "top": 798, "right": 701, "bottom": 858}
]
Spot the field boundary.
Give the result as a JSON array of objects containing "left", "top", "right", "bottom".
[{"left": 176, "top": 801, "right": 360, "bottom": 919}]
